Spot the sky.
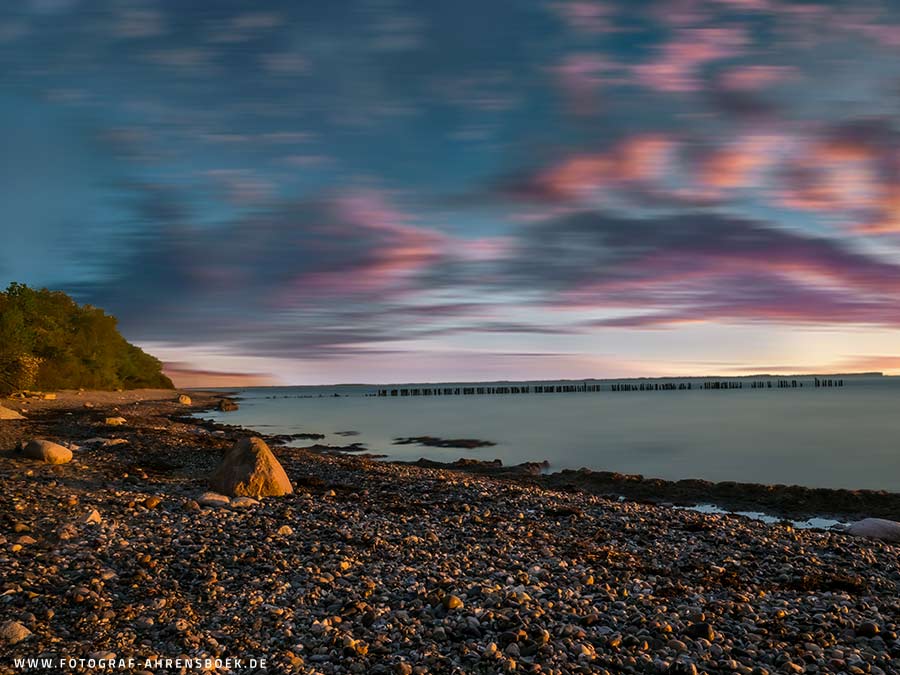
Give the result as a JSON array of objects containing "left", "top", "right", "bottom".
[{"left": 2, "top": 0, "right": 900, "bottom": 385}]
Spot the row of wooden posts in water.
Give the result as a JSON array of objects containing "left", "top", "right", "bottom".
[{"left": 374, "top": 377, "right": 844, "bottom": 397}]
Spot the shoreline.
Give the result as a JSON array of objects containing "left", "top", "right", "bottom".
[
  {"left": 6, "top": 388, "right": 900, "bottom": 523},
  {"left": 397, "top": 457, "right": 900, "bottom": 525},
  {"left": 2, "top": 389, "right": 899, "bottom": 674},
  {"left": 200, "top": 419, "right": 900, "bottom": 528}
]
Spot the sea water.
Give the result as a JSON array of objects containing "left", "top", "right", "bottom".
[{"left": 194, "top": 374, "right": 900, "bottom": 492}]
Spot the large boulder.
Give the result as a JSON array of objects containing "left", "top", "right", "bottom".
[
  {"left": 21, "top": 439, "right": 72, "bottom": 464},
  {"left": 209, "top": 437, "right": 293, "bottom": 497},
  {"left": 847, "top": 518, "right": 900, "bottom": 543},
  {"left": 178, "top": 394, "right": 192, "bottom": 405},
  {"left": 0, "top": 406, "right": 25, "bottom": 420}
]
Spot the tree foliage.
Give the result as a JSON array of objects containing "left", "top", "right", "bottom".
[{"left": 0, "top": 283, "right": 173, "bottom": 394}]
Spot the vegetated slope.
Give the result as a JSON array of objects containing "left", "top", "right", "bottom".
[{"left": 0, "top": 282, "right": 172, "bottom": 393}]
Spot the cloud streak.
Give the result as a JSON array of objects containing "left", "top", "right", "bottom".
[
  {"left": 500, "top": 210, "right": 900, "bottom": 327},
  {"left": 75, "top": 186, "right": 510, "bottom": 359}
]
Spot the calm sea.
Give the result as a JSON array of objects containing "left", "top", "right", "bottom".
[{"left": 195, "top": 374, "right": 900, "bottom": 492}]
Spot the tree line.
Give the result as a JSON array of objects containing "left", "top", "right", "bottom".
[{"left": 0, "top": 283, "right": 173, "bottom": 394}]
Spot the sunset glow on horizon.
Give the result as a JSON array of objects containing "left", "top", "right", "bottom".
[{"left": 3, "top": 1, "right": 900, "bottom": 385}]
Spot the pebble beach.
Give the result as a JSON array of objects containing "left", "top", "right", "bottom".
[{"left": 1, "top": 391, "right": 899, "bottom": 675}]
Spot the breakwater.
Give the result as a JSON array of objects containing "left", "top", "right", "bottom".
[{"left": 374, "top": 377, "right": 845, "bottom": 397}]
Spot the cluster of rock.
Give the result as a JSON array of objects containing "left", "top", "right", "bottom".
[
  {"left": 6, "top": 391, "right": 55, "bottom": 400},
  {"left": 545, "top": 468, "right": 900, "bottom": 524},
  {"left": 410, "top": 456, "right": 551, "bottom": 477}
]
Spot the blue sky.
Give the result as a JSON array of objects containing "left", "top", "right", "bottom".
[{"left": 2, "top": 0, "right": 900, "bottom": 384}]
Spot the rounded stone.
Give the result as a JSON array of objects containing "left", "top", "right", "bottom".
[
  {"left": 0, "top": 621, "right": 32, "bottom": 645},
  {"left": 21, "top": 439, "right": 72, "bottom": 465}
]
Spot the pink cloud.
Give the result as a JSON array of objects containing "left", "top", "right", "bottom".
[
  {"left": 696, "top": 134, "right": 782, "bottom": 191},
  {"left": 633, "top": 27, "right": 749, "bottom": 93},
  {"left": 616, "top": 134, "right": 676, "bottom": 181},
  {"left": 535, "top": 153, "right": 612, "bottom": 200},
  {"left": 456, "top": 237, "right": 515, "bottom": 261},
  {"left": 530, "top": 133, "right": 677, "bottom": 201},
  {"left": 855, "top": 190, "right": 900, "bottom": 234},
  {"left": 778, "top": 133, "right": 894, "bottom": 229},
  {"left": 717, "top": 64, "right": 797, "bottom": 91},
  {"left": 296, "top": 192, "right": 447, "bottom": 293},
  {"left": 287, "top": 191, "right": 512, "bottom": 299}
]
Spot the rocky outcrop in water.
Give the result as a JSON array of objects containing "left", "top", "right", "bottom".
[
  {"left": 394, "top": 436, "right": 497, "bottom": 449},
  {"left": 541, "top": 468, "right": 900, "bottom": 522},
  {"left": 409, "top": 457, "right": 550, "bottom": 476}
]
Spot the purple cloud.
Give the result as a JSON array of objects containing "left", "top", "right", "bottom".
[{"left": 500, "top": 210, "right": 900, "bottom": 327}]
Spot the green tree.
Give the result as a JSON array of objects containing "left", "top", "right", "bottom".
[{"left": 0, "top": 283, "right": 173, "bottom": 394}]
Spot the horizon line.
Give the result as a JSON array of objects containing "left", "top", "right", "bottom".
[{"left": 184, "top": 370, "right": 885, "bottom": 389}]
